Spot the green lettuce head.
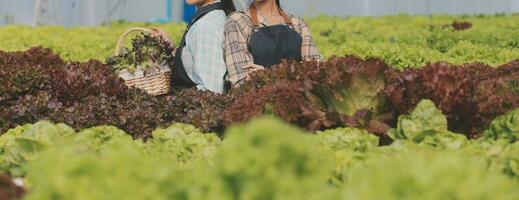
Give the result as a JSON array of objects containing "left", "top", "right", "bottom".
[
  {"left": 484, "top": 109, "right": 519, "bottom": 143},
  {"left": 389, "top": 100, "right": 467, "bottom": 149}
]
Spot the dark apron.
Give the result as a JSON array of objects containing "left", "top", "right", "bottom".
[
  {"left": 171, "top": 2, "right": 223, "bottom": 90},
  {"left": 247, "top": 5, "right": 303, "bottom": 68}
]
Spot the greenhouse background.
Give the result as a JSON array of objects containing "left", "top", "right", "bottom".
[{"left": 1, "top": 0, "right": 519, "bottom": 26}]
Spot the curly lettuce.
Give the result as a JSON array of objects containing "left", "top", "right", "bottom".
[
  {"left": 389, "top": 100, "right": 468, "bottom": 149},
  {"left": 483, "top": 109, "right": 519, "bottom": 143}
]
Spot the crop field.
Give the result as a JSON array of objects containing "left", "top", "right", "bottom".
[
  {"left": 0, "top": 15, "right": 518, "bottom": 199},
  {"left": 1, "top": 15, "right": 519, "bottom": 67}
]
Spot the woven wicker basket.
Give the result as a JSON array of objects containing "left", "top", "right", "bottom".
[{"left": 114, "top": 27, "right": 171, "bottom": 96}]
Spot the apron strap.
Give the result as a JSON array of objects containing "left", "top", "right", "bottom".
[
  {"left": 250, "top": 4, "right": 293, "bottom": 28},
  {"left": 279, "top": 9, "right": 293, "bottom": 26}
]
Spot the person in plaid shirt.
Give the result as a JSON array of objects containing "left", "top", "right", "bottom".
[{"left": 224, "top": 0, "right": 323, "bottom": 87}]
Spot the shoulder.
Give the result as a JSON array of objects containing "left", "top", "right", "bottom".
[
  {"left": 227, "top": 8, "right": 250, "bottom": 19},
  {"left": 198, "top": 10, "right": 226, "bottom": 26},
  {"left": 284, "top": 12, "right": 307, "bottom": 26},
  {"left": 226, "top": 9, "right": 251, "bottom": 24},
  {"left": 225, "top": 10, "right": 254, "bottom": 36},
  {"left": 191, "top": 10, "right": 226, "bottom": 33},
  {"left": 284, "top": 12, "right": 310, "bottom": 34}
]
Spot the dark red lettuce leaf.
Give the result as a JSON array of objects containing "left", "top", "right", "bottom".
[
  {"left": 164, "top": 89, "right": 234, "bottom": 134},
  {"left": 231, "top": 56, "right": 393, "bottom": 133},
  {"left": 473, "top": 71, "right": 519, "bottom": 129},
  {"left": 233, "top": 60, "right": 319, "bottom": 94},
  {"left": 452, "top": 21, "right": 472, "bottom": 31},
  {"left": 0, "top": 47, "right": 63, "bottom": 103},
  {"left": 0, "top": 48, "right": 172, "bottom": 138},
  {"left": 385, "top": 61, "right": 519, "bottom": 137},
  {"left": 48, "top": 60, "right": 128, "bottom": 104},
  {"left": 385, "top": 62, "right": 480, "bottom": 136},
  {"left": 225, "top": 80, "right": 333, "bottom": 131}
]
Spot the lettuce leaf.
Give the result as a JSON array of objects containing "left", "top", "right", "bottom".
[
  {"left": 483, "top": 109, "right": 519, "bottom": 143},
  {"left": 0, "top": 121, "right": 74, "bottom": 177},
  {"left": 389, "top": 100, "right": 467, "bottom": 149},
  {"left": 343, "top": 150, "right": 519, "bottom": 200}
]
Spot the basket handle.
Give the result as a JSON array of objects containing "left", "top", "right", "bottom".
[{"left": 114, "top": 27, "right": 156, "bottom": 56}]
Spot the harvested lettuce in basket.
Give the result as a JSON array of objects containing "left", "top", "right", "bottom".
[{"left": 107, "top": 30, "right": 175, "bottom": 74}]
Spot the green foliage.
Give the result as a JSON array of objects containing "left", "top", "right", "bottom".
[
  {"left": 318, "top": 127, "right": 379, "bottom": 152},
  {"left": 0, "top": 121, "right": 74, "bottom": 177},
  {"left": 1, "top": 16, "right": 518, "bottom": 67},
  {"left": 19, "top": 118, "right": 340, "bottom": 200},
  {"left": 316, "top": 127, "right": 380, "bottom": 186},
  {"left": 389, "top": 100, "right": 448, "bottom": 139},
  {"left": 342, "top": 150, "right": 519, "bottom": 200},
  {"left": 0, "top": 121, "right": 218, "bottom": 178},
  {"left": 0, "top": 117, "right": 519, "bottom": 199},
  {"left": 0, "top": 23, "right": 184, "bottom": 62},
  {"left": 23, "top": 143, "right": 184, "bottom": 200},
  {"left": 484, "top": 109, "right": 519, "bottom": 142},
  {"left": 309, "top": 15, "right": 519, "bottom": 68},
  {"left": 470, "top": 140, "right": 519, "bottom": 180},
  {"left": 314, "top": 57, "right": 388, "bottom": 117},
  {"left": 389, "top": 100, "right": 468, "bottom": 149},
  {"left": 73, "top": 126, "right": 134, "bottom": 151},
  {"left": 147, "top": 123, "right": 221, "bottom": 168},
  {"left": 200, "top": 117, "right": 338, "bottom": 200}
]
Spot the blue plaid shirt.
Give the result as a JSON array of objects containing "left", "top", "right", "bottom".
[{"left": 181, "top": 9, "right": 227, "bottom": 94}]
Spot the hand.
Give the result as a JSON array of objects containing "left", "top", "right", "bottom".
[
  {"left": 150, "top": 27, "right": 172, "bottom": 43},
  {"left": 245, "top": 63, "right": 265, "bottom": 72},
  {"left": 244, "top": 64, "right": 265, "bottom": 81},
  {"left": 150, "top": 27, "right": 176, "bottom": 55}
]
